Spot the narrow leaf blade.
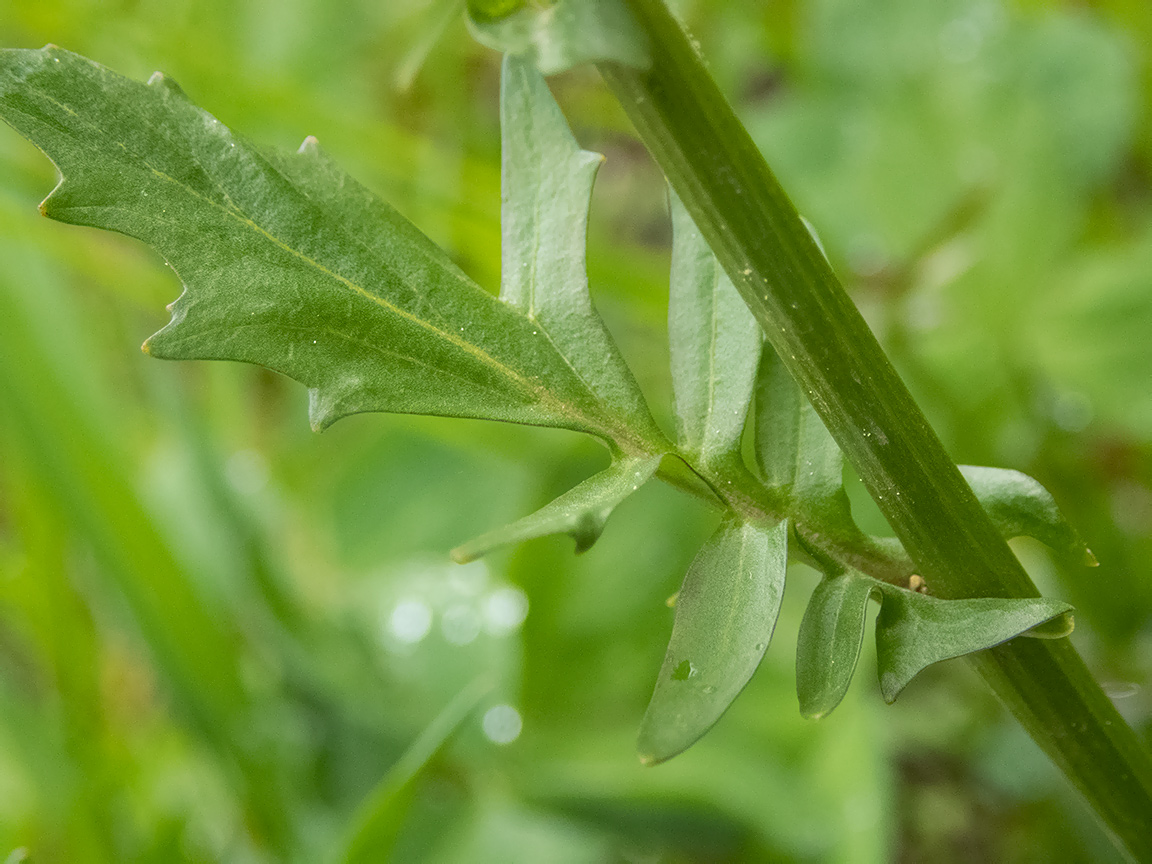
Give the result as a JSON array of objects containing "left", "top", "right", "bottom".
[
  {"left": 638, "top": 517, "right": 788, "bottom": 764},
  {"left": 755, "top": 347, "right": 854, "bottom": 528},
  {"left": 451, "top": 454, "right": 661, "bottom": 562},
  {"left": 500, "top": 55, "right": 662, "bottom": 443},
  {"left": 337, "top": 678, "right": 491, "bottom": 864},
  {"left": 795, "top": 569, "right": 877, "bottom": 720},
  {"left": 668, "top": 193, "right": 762, "bottom": 466},
  {"left": 0, "top": 47, "right": 639, "bottom": 444},
  {"left": 960, "top": 465, "right": 1096, "bottom": 565},
  {"left": 875, "top": 586, "right": 1074, "bottom": 703}
]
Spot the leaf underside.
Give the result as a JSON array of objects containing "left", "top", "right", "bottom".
[
  {"left": 452, "top": 454, "right": 661, "bottom": 562},
  {"left": 796, "top": 567, "right": 1073, "bottom": 718},
  {"left": 0, "top": 46, "right": 658, "bottom": 451},
  {"left": 668, "top": 192, "right": 762, "bottom": 469},
  {"left": 638, "top": 517, "right": 788, "bottom": 765}
]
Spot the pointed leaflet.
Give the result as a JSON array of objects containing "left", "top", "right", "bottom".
[
  {"left": 874, "top": 586, "right": 1073, "bottom": 703},
  {"left": 795, "top": 569, "right": 877, "bottom": 720},
  {"left": 638, "top": 517, "right": 787, "bottom": 764},
  {"left": 668, "top": 193, "right": 763, "bottom": 468},
  {"left": 0, "top": 47, "right": 659, "bottom": 448},
  {"left": 468, "top": 0, "right": 649, "bottom": 75},
  {"left": 499, "top": 54, "right": 663, "bottom": 444},
  {"left": 452, "top": 455, "right": 661, "bottom": 562},
  {"left": 959, "top": 465, "right": 1096, "bottom": 565},
  {"left": 755, "top": 347, "right": 854, "bottom": 529}
]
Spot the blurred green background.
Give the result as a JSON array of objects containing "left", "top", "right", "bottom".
[{"left": 1, "top": 0, "right": 1151, "bottom": 861}]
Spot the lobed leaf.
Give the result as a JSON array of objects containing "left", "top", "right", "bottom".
[
  {"left": 500, "top": 54, "right": 663, "bottom": 444},
  {"left": 874, "top": 586, "right": 1074, "bottom": 703},
  {"left": 0, "top": 47, "right": 660, "bottom": 451},
  {"left": 668, "top": 193, "right": 763, "bottom": 468},
  {"left": 638, "top": 517, "right": 788, "bottom": 764},
  {"left": 451, "top": 454, "right": 661, "bottom": 562},
  {"left": 960, "top": 465, "right": 1096, "bottom": 566},
  {"left": 467, "top": 0, "right": 649, "bottom": 75},
  {"left": 795, "top": 569, "right": 876, "bottom": 720}
]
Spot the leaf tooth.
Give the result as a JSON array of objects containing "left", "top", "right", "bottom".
[
  {"left": 145, "top": 70, "right": 189, "bottom": 101},
  {"left": 298, "top": 135, "right": 321, "bottom": 156}
]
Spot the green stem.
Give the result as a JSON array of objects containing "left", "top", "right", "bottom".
[{"left": 599, "top": 1, "right": 1152, "bottom": 858}]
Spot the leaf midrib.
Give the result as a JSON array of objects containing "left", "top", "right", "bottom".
[{"left": 23, "top": 68, "right": 648, "bottom": 444}]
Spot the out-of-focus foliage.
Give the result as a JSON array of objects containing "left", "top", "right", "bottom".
[{"left": 0, "top": 0, "right": 1148, "bottom": 861}]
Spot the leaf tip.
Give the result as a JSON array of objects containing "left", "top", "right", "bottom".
[
  {"left": 140, "top": 338, "right": 152, "bottom": 356},
  {"left": 298, "top": 135, "right": 321, "bottom": 156},
  {"left": 1083, "top": 547, "right": 1099, "bottom": 567},
  {"left": 450, "top": 545, "right": 479, "bottom": 565}
]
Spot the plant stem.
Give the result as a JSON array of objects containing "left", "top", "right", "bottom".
[{"left": 599, "top": 1, "right": 1152, "bottom": 857}]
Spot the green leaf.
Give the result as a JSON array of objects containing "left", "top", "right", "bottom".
[
  {"left": 795, "top": 569, "right": 877, "bottom": 720},
  {"left": 0, "top": 47, "right": 656, "bottom": 451},
  {"left": 754, "top": 347, "right": 854, "bottom": 528},
  {"left": 874, "top": 586, "right": 1074, "bottom": 703},
  {"left": 452, "top": 454, "right": 661, "bottom": 561},
  {"left": 797, "top": 566, "right": 1074, "bottom": 717},
  {"left": 960, "top": 465, "right": 1096, "bottom": 566},
  {"left": 668, "top": 192, "right": 762, "bottom": 468},
  {"left": 467, "top": 0, "right": 649, "bottom": 74},
  {"left": 500, "top": 54, "right": 663, "bottom": 445},
  {"left": 638, "top": 517, "right": 788, "bottom": 764}
]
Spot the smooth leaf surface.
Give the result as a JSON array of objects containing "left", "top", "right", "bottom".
[
  {"left": 451, "top": 454, "right": 661, "bottom": 561},
  {"left": 755, "top": 348, "right": 854, "bottom": 529},
  {"left": 875, "top": 586, "right": 1074, "bottom": 703},
  {"left": 668, "top": 192, "right": 762, "bottom": 467},
  {"left": 960, "top": 465, "right": 1096, "bottom": 565},
  {"left": 638, "top": 517, "right": 787, "bottom": 765},
  {"left": 500, "top": 54, "right": 663, "bottom": 444},
  {"left": 467, "top": 0, "right": 649, "bottom": 74},
  {"left": 0, "top": 47, "right": 656, "bottom": 450},
  {"left": 795, "top": 570, "right": 877, "bottom": 720}
]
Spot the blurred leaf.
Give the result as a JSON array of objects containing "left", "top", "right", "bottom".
[
  {"left": 668, "top": 192, "right": 762, "bottom": 469},
  {"left": 337, "top": 678, "right": 490, "bottom": 864},
  {"left": 638, "top": 517, "right": 787, "bottom": 764},
  {"left": 960, "top": 464, "right": 1096, "bottom": 566},
  {"left": 874, "top": 586, "right": 1073, "bottom": 703},
  {"left": 453, "top": 454, "right": 661, "bottom": 561},
  {"left": 394, "top": 0, "right": 465, "bottom": 93},
  {"left": 499, "top": 54, "right": 663, "bottom": 444},
  {"left": 467, "top": 0, "right": 649, "bottom": 74},
  {"left": 795, "top": 569, "right": 876, "bottom": 720},
  {"left": 0, "top": 47, "right": 660, "bottom": 452}
]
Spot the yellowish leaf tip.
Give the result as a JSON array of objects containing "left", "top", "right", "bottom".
[
  {"left": 140, "top": 339, "right": 152, "bottom": 356},
  {"left": 298, "top": 135, "right": 320, "bottom": 155},
  {"left": 450, "top": 546, "right": 476, "bottom": 565}
]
